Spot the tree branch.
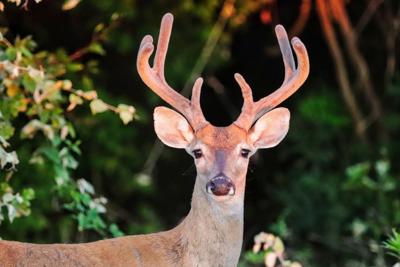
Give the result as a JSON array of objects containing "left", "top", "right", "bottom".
[{"left": 316, "top": 0, "right": 368, "bottom": 142}]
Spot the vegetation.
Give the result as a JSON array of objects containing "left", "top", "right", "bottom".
[{"left": 0, "top": 0, "right": 399, "bottom": 266}]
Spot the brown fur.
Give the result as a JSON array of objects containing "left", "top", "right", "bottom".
[
  {"left": 0, "top": 175, "right": 244, "bottom": 267},
  {"left": 196, "top": 125, "right": 247, "bottom": 149}
]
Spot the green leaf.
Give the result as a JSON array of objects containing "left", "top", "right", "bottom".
[
  {"left": 67, "top": 62, "right": 84, "bottom": 72},
  {"left": 88, "top": 43, "right": 106, "bottom": 56},
  {"left": 244, "top": 251, "right": 265, "bottom": 264},
  {"left": 383, "top": 229, "right": 400, "bottom": 260},
  {"left": 21, "top": 47, "right": 33, "bottom": 58},
  {"left": 22, "top": 74, "right": 37, "bottom": 92},
  {"left": 39, "top": 146, "right": 61, "bottom": 165},
  {"left": 0, "top": 121, "right": 15, "bottom": 140},
  {"left": 109, "top": 223, "right": 124, "bottom": 237},
  {"left": 375, "top": 160, "right": 390, "bottom": 177},
  {"left": 5, "top": 47, "right": 17, "bottom": 61},
  {"left": 22, "top": 188, "right": 35, "bottom": 201}
]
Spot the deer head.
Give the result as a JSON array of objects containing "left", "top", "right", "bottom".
[{"left": 137, "top": 13, "right": 309, "bottom": 205}]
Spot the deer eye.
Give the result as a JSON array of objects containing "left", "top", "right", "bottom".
[
  {"left": 240, "top": 149, "right": 251, "bottom": 158},
  {"left": 192, "top": 149, "right": 203, "bottom": 159}
]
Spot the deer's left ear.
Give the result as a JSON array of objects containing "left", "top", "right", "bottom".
[{"left": 249, "top": 107, "right": 290, "bottom": 149}]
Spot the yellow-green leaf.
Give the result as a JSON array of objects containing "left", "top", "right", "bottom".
[
  {"left": 88, "top": 43, "right": 106, "bottom": 56},
  {"left": 67, "top": 94, "right": 83, "bottom": 111},
  {"left": 273, "top": 237, "right": 285, "bottom": 255},
  {"left": 117, "top": 104, "right": 135, "bottom": 125},
  {"left": 90, "top": 99, "right": 108, "bottom": 114}
]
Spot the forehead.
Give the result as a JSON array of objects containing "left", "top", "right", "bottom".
[{"left": 195, "top": 125, "right": 247, "bottom": 149}]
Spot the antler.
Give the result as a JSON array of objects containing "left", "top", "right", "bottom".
[
  {"left": 234, "top": 25, "right": 309, "bottom": 130},
  {"left": 137, "top": 13, "right": 208, "bottom": 130}
]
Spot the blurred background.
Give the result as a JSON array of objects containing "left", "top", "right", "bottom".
[{"left": 0, "top": 0, "right": 399, "bottom": 266}]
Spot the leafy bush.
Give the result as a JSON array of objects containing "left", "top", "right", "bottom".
[{"left": 0, "top": 26, "right": 133, "bottom": 237}]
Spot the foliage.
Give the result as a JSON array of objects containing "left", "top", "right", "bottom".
[
  {"left": 241, "top": 232, "right": 302, "bottom": 267},
  {"left": 0, "top": 23, "right": 133, "bottom": 237},
  {"left": 384, "top": 229, "right": 400, "bottom": 261}
]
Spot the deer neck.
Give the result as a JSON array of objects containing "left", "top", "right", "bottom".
[{"left": 174, "top": 176, "right": 245, "bottom": 267}]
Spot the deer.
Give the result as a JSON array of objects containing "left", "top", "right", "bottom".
[{"left": 0, "top": 13, "right": 308, "bottom": 267}]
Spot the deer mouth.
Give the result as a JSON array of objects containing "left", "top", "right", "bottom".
[{"left": 206, "top": 175, "right": 236, "bottom": 197}]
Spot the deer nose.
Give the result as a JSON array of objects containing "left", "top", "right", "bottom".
[{"left": 206, "top": 175, "right": 235, "bottom": 196}]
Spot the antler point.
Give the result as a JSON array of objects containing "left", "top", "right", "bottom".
[
  {"left": 291, "top": 37, "right": 304, "bottom": 48},
  {"left": 162, "top": 13, "right": 174, "bottom": 23},
  {"left": 141, "top": 42, "right": 154, "bottom": 53},
  {"left": 274, "top": 24, "right": 286, "bottom": 36}
]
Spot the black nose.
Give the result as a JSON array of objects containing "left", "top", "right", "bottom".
[{"left": 206, "top": 175, "right": 235, "bottom": 196}]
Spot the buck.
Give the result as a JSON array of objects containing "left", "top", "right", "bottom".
[{"left": 0, "top": 13, "right": 308, "bottom": 267}]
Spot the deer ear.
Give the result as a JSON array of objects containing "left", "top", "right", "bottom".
[
  {"left": 153, "top": 106, "right": 194, "bottom": 149},
  {"left": 249, "top": 107, "right": 290, "bottom": 149}
]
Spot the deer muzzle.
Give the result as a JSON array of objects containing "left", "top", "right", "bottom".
[{"left": 206, "top": 175, "right": 235, "bottom": 197}]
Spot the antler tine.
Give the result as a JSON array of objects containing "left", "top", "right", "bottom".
[
  {"left": 275, "top": 25, "right": 296, "bottom": 83},
  {"left": 253, "top": 34, "right": 309, "bottom": 121},
  {"left": 153, "top": 14, "right": 173, "bottom": 78},
  {"left": 137, "top": 13, "right": 192, "bottom": 122},
  {"left": 191, "top": 78, "right": 208, "bottom": 129},
  {"left": 233, "top": 25, "right": 309, "bottom": 130},
  {"left": 233, "top": 73, "right": 254, "bottom": 129}
]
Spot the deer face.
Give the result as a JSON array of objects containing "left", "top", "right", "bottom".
[
  {"left": 153, "top": 106, "right": 290, "bottom": 201},
  {"left": 137, "top": 13, "right": 308, "bottom": 202}
]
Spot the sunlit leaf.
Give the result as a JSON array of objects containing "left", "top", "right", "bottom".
[
  {"left": 62, "top": 0, "right": 81, "bottom": 10},
  {"left": 77, "top": 179, "right": 95, "bottom": 195},
  {"left": 0, "top": 146, "right": 19, "bottom": 169},
  {"left": 67, "top": 94, "right": 83, "bottom": 111},
  {"left": 117, "top": 104, "right": 135, "bottom": 124},
  {"left": 78, "top": 90, "right": 97, "bottom": 100},
  {"left": 27, "top": 66, "right": 44, "bottom": 81},
  {"left": 6, "top": 83, "right": 20, "bottom": 97},
  {"left": 273, "top": 237, "right": 285, "bottom": 255},
  {"left": 265, "top": 252, "right": 277, "bottom": 267},
  {"left": 21, "top": 120, "right": 55, "bottom": 140},
  {"left": 62, "top": 80, "right": 73, "bottom": 90},
  {"left": 375, "top": 160, "right": 390, "bottom": 177},
  {"left": 7, "top": 204, "right": 16, "bottom": 223},
  {"left": 90, "top": 99, "right": 108, "bottom": 114}
]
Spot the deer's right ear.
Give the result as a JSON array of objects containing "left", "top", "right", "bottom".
[{"left": 154, "top": 106, "right": 194, "bottom": 149}]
